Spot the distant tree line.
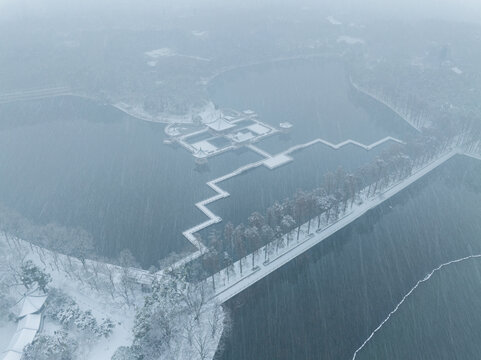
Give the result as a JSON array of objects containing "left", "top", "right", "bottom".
[
  {"left": 0, "top": 205, "right": 95, "bottom": 264},
  {"left": 0, "top": 204, "right": 145, "bottom": 274}
]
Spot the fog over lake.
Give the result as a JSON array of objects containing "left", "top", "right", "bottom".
[{"left": 0, "top": 1, "right": 480, "bottom": 359}]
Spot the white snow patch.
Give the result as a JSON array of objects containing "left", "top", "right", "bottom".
[
  {"left": 145, "top": 48, "right": 210, "bottom": 62},
  {"left": 145, "top": 48, "right": 176, "bottom": 58},
  {"left": 0, "top": 234, "right": 140, "bottom": 360},
  {"left": 337, "top": 36, "right": 365, "bottom": 45},
  {"left": 327, "top": 16, "right": 342, "bottom": 25},
  {"left": 205, "top": 118, "right": 235, "bottom": 132},
  {"left": 192, "top": 30, "right": 209, "bottom": 38},
  {"left": 198, "top": 102, "right": 224, "bottom": 124},
  {"left": 247, "top": 123, "right": 271, "bottom": 135},
  {"left": 227, "top": 131, "right": 255, "bottom": 143},
  {"left": 451, "top": 66, "right": 463, "bottom": 74},
  {"left": 279, "top": 122, "right": 293, "bottom": 129},
  {"left": 263, "top": 154, "right": 293, "bottom": 169},
  {"left": 192, "top": 140, "right": 218, "bottom": 154}
]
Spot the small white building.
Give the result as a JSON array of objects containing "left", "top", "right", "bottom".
[
  {"left": 206, "top": 118, "right": 236, "bottom": 132},
  {"left": 227, "top": 130, "right": 255, "bottom": 144},
  {"left": 2, "top": 291, "right": 47, "bottom": 360}
]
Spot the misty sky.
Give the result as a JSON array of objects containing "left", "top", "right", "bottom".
[{"left": 1, "top": 0, "right": 481, "bottom": 24}]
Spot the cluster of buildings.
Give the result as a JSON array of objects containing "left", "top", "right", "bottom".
[{"left": 172, "top": 109, "right": 291, "bottom": 164}]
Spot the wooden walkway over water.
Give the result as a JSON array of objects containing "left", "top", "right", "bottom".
[
  {"left": 132, "top": 149, "right": 460, "bottom": 304},
  {"left": 155, "top": 136, "right": 406, "bottom": 278}
]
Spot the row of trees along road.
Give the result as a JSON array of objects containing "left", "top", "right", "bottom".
[{"left": 199, "top": 133, "right": 456, "bottom": 287}]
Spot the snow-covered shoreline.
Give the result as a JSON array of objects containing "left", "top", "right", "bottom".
[
  {"left": 0, "top": 235, "right": 139, "bottom": 360},
  {"left": 111, "top": 102, "right": 196, "bottom": 124},
  {"left": 0, "top": 233, "right": 226, "bottom": 360},
  {"left": 350, "top": 80, "right": 426, "bottom": 132}
]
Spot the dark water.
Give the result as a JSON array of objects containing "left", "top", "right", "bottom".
[
  {"left": 209, "top": 57, "right": 414, "bottom": 154},
  {"left": 218, "top": 155, "right": 481, "bottom": 360},
  {"left": 0, "top": 58, "right": 411, "bottom": 267},
  {"left": 200, "top": 56, "right": 415, "bottom": 240},
  {"left": 0, "top": 96, "right": 261, "bottom": 266},
  {"left": 201, "top": 141, "right": 392, "bottom": 243}
]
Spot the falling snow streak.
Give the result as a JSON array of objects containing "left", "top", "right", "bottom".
[{"left": 352, "top": 253, "right": 481, "bottom": 360}]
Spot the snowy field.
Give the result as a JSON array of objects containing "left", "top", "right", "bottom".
[
  {"left": 0, "top": 233, "right": 225, "bottom": 360},
  {"left": 337, "top": 36, "right": 365, "bottom": 45},
  {"left": 326, "top": 16, "right": 342, "bottom": 25},
  {"left": 0, "top": 235, "right": 139, "bottom": 360},
  {"left": 451, "top": 66, "right": 463, "bottom": 74},
  {"left": 144, "top": 47, "right": 210, "bottom": 65}
]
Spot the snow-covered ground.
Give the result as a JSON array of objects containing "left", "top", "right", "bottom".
[
  {"left": 0, "top": 232, "right": 226, "bottom": 360},
  {"left": 0, "top": 321, "right": 16, "bottom": 352},
  {"left": 263, "top": 154, "right": 293, "bottom": 169},
  {"left": 326, "top": 16, "right": 342, "bottom": 25},
  {"left": 247, "top": 123, "right": 271, "bottom": 135},
  {"left": 167, "top": 301, "right": 225, "bottom": 360},
  {"left": 145, "top": 48, "right": 176, "bottom": 58},
  {"left": 0, "top": 235, "right": 140, "bottom": 360},
  {"left": 451, "top": 66, "right": 463, "bottom": 74},
  {"left": 192, "top": 140, "right": 218, "bottom": 154},
  {"left": 113, "top": 102, "right": 194, "bottom": 124},
  {"left": 113, "top": 101, "right": 224, "bottom": 125},
  {"left": 48, "top": 278, "right": 135, "bottom": 360},
  {"left": 337, "top": 36, "right": 365, "bottom": 45},
  {"left": 144, "top": 48, "right": 210, "bottom": 64},
  {"left": 198, "top": 102, "right": 224, "bottom": 124},
  {"left": 192, "top": 30, "right": 209, "bottom": 39}
]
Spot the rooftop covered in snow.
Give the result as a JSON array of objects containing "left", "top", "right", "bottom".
[
  {"left": 227, "top": 130, "right": 255, "bottom": 143},
  {"left": 18, "top": 293, "right": 47, "bottom": 318},
  {"left": 206, "top": 118, "right": 236, "bottom": 132}
]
